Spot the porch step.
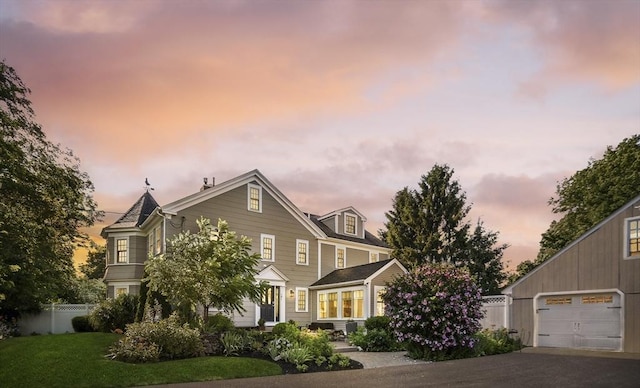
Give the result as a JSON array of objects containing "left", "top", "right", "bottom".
[{"left": 332, "top": 341, "right": 359, "bottom": 353}]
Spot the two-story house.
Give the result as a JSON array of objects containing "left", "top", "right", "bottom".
[{"left": 101, "top": 169, "right": 406, "bottom": 331}]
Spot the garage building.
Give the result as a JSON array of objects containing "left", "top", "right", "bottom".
[{"left": 503, "top": 195, "right": 640, "bottom": 353}]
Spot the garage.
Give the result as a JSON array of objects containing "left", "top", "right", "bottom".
[{"left": 534, "top": 291, "right": 622, "bottom": 351}]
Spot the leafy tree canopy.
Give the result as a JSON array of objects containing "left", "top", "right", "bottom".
[
  {"left": 537, "top": 135, "right": 640, "bottom": 263},
  {"left": 383, "top": 164, "right": 507, "bottom": 294},
  {"left": 79, "top": 242, "right": 107, "bottom": 280},
  {"left": 144, "top": 217, "right": 267, "bottom": 320},
  {"left": 0, "top": 61, "right": 100, "bottom": 316}
]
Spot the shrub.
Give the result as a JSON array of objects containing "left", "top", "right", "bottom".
[
  {"left": 327, "top": 353, "right": 351, "bottom": 370},
  {"left": 281, "top": 345, "right": 314, "bottom": 372},
  {"left": 264, "top": 336, "right": 293, "bottom": 361},
  {"left": 71, "top": 315, "right": 94, "bottom": 333},
  {"left": 364, "top": 316, "right": 391, "bottom": 331},
  {"left": 272, "top": 322, "right": 299, "bottom": 340},
  {"left": 0, "top": 316, "right": 19, "bottom": 340},
  {"left": 220, "top": 331, "right": 244, "bottom": 356},
  {"left": 300, "top": 330, "right": 333, "bottom": 358},
  {"left": 109, "top": 314, "right": 204, "bottom": 362},
  {"left": 474, "top": 328, "right": 522, "bottom": 356},
  {"left": 89, "top": 294, "right": 139, "bottom": 332},
  {"left": 204, "top": 313, "right": 234, "bottom": 333},
  {"left": 384, "top": 263, "right": 483, "bottom": 361},
  {"left": 348, "top": 326, "right": 401, "bottom": 352}
]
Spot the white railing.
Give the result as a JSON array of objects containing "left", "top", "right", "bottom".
[
  {"left": 480, "top": 295, "right": 510, "bottom": 329},
  {"left": 18, "top": 304, "right": 96, "bottom": 335}
]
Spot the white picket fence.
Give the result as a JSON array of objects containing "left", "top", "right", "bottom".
[
  {"left": 18, "top": 304, "right": 96, "bottom": 335},
  {"left": 480, "top": 295, "right": 510, "bottom": 329}
]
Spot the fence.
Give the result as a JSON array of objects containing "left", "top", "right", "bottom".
[
  {"left": 480, "top": 295, "right": 509, "bottom": 329},
  {"left": 18, "top": 304, "right": 96, "bottom": 335}
]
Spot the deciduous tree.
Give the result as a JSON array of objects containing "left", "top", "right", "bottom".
[
  {"left": 144, "top": 217, "right": 267, "bottom": 321},
  {"left": 79, "top": 242, "right": 107, "bottom": 280},
  {"left": 537, "top": 135, "right": 640, "bottom": 262},
  {"left": 0, "top": 61, "right": 100, "bottom": 316}
]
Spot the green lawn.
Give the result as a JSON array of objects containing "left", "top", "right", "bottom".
[{"left": 0, "top": 333, "right": 282, "bottom": 387}]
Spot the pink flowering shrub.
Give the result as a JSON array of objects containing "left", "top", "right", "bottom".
[{"left": 383, "top": 263, "right": 483, "bottom": 361}]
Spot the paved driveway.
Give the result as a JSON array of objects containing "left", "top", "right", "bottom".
[{"left": 154, "top": 350, "right": 640, "bottom": 388}]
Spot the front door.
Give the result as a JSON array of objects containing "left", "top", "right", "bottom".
[{"left": 260, "top": 286, "right": 280, "bottom": 323}]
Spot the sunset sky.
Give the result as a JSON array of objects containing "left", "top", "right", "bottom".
[{"left": 1, "top": 0, "right": 639, "bottom": 270}]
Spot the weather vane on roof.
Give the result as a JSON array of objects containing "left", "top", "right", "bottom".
[{"left": 144, "top": 178, "right": 155, "bottom": 193}]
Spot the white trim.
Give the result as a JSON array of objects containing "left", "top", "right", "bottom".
[
  {"left": 623, "top": 216, "right": 640, "bottom": 259},
  {"left": 369, "top": 252, "right": 379, "bottom": 263},
  {"left": 248, "top": 183, "right": 262, "bottom": 213},
  {"left": 317, "top": 240, "right": 322, "bottom": 280},
  {"left": 335, "top": 245, "right": 346, "bottom": 269},
  {"left": 260, "top": 234, "right": 275, "bottom": 262},
  {"left": 532, "top": 289, "right": 624, "bottom": 351},
  {"left": 295, "top": 287, "right": 309, "bottom": 312},
  {"left": 115, "top": 236, "right": 130, "bottom": 264},
  {"left": 296, "top": 239, "right": 310, "bottom": 266},
  {"left": 318, "top": 206, "right": 367, "bottom": 223},
  {"left": 316, "top": 286, "right": 367, "bottom": 321}
]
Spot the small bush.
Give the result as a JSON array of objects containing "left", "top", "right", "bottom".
[
  {"left": 272, "top": 322, "right": 299, "bottom": 340},
  {"left": 109, "top": 314, "right": 204, "bottom": 362},
  {"left": 0, "top": 316, "right": 19, "bottom": 340},
  {"left": 264, "top": 337, "right": 293, "bottom": 361},
  {"left": 348, "top": 327, "right": 402, "bottom": 352},
  {"left": 281, "top": 345, "right": 313, "bottom": 372},
  {"left": 89, "top": 294, "right": 139, "bottom": 332},
  {"left": 327, "top": 353, "right": 351, "bottom": 370},
  {"left": 221, "top": 331, "right": 244, "bottom": 356},
  {"left": 300, "top": 330, "right": 333, "bottom": 358},
  {"left": 364, "top": 316, "right": 391, "bottom": 331},
  {"left": 71, "top": 316, "right": 94, "bottom": 333},
  {"left": 474, "top": 328, "right": 522, "bottom": 356},
  {"left": 204, "top": 313, "right": 234, "bottom": 333}
]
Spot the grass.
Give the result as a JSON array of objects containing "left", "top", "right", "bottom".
[{"left": 0, "top": 333, "right": 282, "bottom": 388}]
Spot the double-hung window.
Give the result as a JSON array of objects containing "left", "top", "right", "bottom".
[
  {"left": 261, "top": 234, "right": 275, "bottom": 261},
  {"left": 345, "top": 214, "right": 356, "bottom": 235},
  {"left": 296, "top": 239, "right": 309, "bottom": 265},
  {"left": 116, "top": 238, "right": 128, "bottom": 263},
  {"left": 336, "top": 247, "right": 345, "bottom": 268},
  {"left": 296, "top": 288, "right": 308, "bottom": 312},
  {"left": 248, "top": 184, "right": 262, "bottom": 212},
  {"left": 318, "top": 288, "right": 364, "bottom": 320},
  {"left": 625, "top": 217, "right": 640, "bottom": 259}
]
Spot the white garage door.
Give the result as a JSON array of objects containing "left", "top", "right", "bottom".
[{"left": 535, "top": 292, "right": 622, "bottom": 351}]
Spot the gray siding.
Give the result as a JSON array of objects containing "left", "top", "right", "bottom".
[
  {"left": 346, "top": 247, "right": 368, "bottom": 267},
  {"left": 510, "top": 198, "right": 640, "bottom": 352},
  {"left": 368, "top": 264, "right": 405, "bottom": 313},
  {"left": 168, "top": 183, "right": 319, "bottom": 325}
]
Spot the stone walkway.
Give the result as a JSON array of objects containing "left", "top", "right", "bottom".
[{"left": 332, "top": 341, "right": 429, "bottom": 368}]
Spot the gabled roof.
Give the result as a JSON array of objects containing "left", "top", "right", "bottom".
[
  {"left": 162, "top": 169, "right": 326, "bottom": 239},
  {"left": 308, "top": 214, "right": 389, "bottom": 248},
  {"left": 503, "top": 193, "right": 640, "bottom": 295},
  {"left": 310, "top": 259, "right": 406, "bottom": 288},
  {"left": 318, "top": 206, "right": 367, "bottom": 222},
  {"left": 104, "top": 191, "right": 159, "bottom": 231}
]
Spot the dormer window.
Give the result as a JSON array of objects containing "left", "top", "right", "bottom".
[
  {"left": 345, "top": 214, "right": 357, "bottom": 235},
  {"left": 248, "top": 184, "right": 262, "bottom": 212}
]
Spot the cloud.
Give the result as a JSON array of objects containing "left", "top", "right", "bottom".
[
  {"left": 0, "top": 1, "right": 467, "bottom": 164},
  {"left": 485, "top": 0, "right": 640, "bottom": 95}
]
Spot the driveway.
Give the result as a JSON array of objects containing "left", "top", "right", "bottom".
[{"left": 153, "top": 349, "right": 640, "bottom": 388}]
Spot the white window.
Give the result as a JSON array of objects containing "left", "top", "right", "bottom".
[
  {"left": 248, "top": 184, "right": 262, "bottom": 212},
  {"left": 318, "top": 287, "right": 366, "bottom": 320},
  {"left": 296, "top": 287, "right": 308, "bottom": 312},
  {"left": 370, "top": 252, "right": 379, "bottom": 263},
  {"left": 375, "top": 286, "right": 386, "bottom": 316},
  {"left": 344, "top": 213, "right": 357, "bottom": 235},
  {"left": 261, "top": 234, "right": 275, "bottom": 261},
  {"left": 624, "top": 216, "right": 640, "bottom": 259},
  {"left": 336, "top": 246, "right": 346, "bottom": 268},
  {"left": 296, "top": 239, "right": 309, "bottom": 265},
  {"left": 116, "top": 238, "right": 128, "bottom": 263},
  {"left": 148, "top": 225, "right": 163, "bottom": 256}
]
